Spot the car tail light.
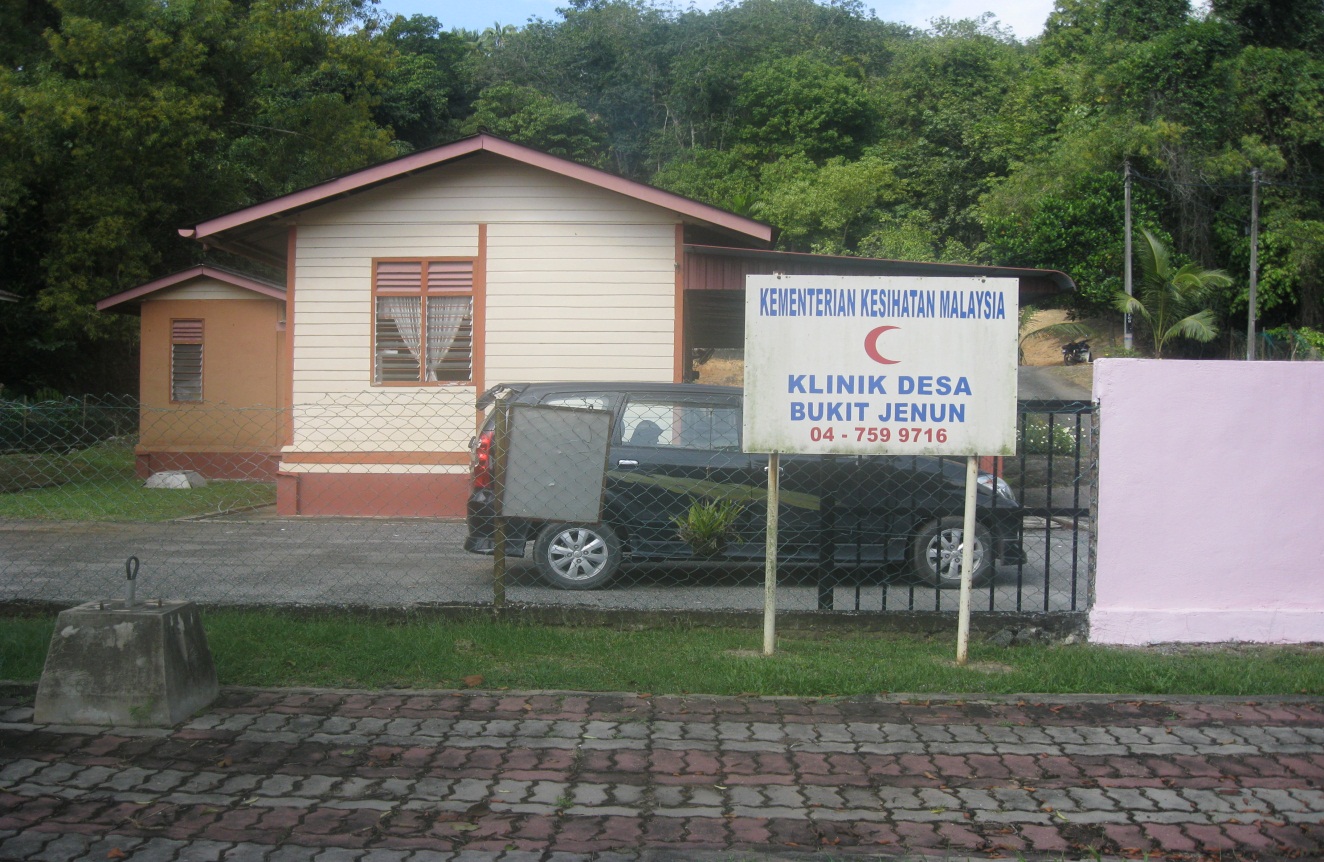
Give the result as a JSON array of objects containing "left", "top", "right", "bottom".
[{"left": 472, "top": 429, "right": 494, "bottom": 489}]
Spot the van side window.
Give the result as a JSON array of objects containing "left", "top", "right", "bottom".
[
  {"left": 619, "top": 398, "right": 741, "bottom": 450},
  {"left": 540, "top": 394, "right": 611, "bottom": 411}
]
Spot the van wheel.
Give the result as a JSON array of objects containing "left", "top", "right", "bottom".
[
  {"left": 534, "top": 523, "right": 621, "bottom": 590},
  {"left": 912, "top": 516, "right": 993, "bottom": 588}
]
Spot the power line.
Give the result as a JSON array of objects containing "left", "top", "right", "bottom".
[{"left": 1126, "top": 167, "right": 1324, "bottom": 194}]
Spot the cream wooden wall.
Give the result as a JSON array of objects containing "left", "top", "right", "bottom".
[
  {"left": 285, "top": 153, "right": 679, "bottom": 458},
  {"left": 149, "top": 279, "right": 274, "bottom": 303}
]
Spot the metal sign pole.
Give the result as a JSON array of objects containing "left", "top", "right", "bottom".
[
  {"left": 1247, "top": 167, "right": 1260, "bottom": 361},
  {"left": 956, "top": 454, "right": 978, "bottom": 665},
  {"left": 763, "top": 451, "right": 780, "bottom": 656},
  {"left": 1124, "top": 161, "right": 1134, "bottom": 352}
]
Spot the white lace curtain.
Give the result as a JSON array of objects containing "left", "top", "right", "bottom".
[
  {"left": 378, "top": 295, "right": 424, "bottom": 378},
  {"left": 427, "top": 297, "right": 471, "bottom": 379}
]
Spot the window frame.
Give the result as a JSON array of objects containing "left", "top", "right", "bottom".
[
  {"left": 371, "top": 257, "right": 476, "bottom": 387},
  {"left": 169, "top": 318, "right": 204, "bottom": 403},
  {"left": 617, "top": 396, "right": 743, "bottom": 451}
]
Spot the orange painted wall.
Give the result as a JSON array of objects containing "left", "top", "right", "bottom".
[
  {"left": 138, "top": 298, "right": 285, "bottom": 456},
  {"left": 277, "top": 472, "right": 469, "bottom": 518}
]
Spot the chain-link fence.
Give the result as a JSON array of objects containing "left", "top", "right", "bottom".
[
  {"left": 477, "top": 387, "right": 1093, "bottom": 615},
  {"left": 1, "top": 392, "right": 1094, "bottom": 618},
  {"left": 1225, "top": 328, "right": 1324, "bottom": 361},
  {"left": 1, "top": 393, "right": 487, "bottom": 608}
]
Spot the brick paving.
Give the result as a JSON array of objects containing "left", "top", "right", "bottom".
[{"left": 1, "top": 688, "right": 1322, "bottom": 861}]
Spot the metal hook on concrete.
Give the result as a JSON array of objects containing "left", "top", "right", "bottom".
[{"left": 125, "top": 556, "right": 139, "bottom": 608}]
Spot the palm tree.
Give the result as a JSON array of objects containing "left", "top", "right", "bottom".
[{"left": 1116, "top": 229, "right": 1231, "bottom": 358}]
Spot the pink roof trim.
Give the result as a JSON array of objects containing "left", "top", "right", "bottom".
[
  {"left": 96, "top": 266, "right": 286, "bottom": 311},
  {"left": 180, "top": 134, "right": 773, "bottom": 244}
]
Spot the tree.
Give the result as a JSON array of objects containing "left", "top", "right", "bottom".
[
  {"left": 983, "top": 169, "right": 1165, "bottom": 311},
  {"left": 732, "top": 52, "right": 876, "bottom": 163},
  {"left": 460, "top": 82, "right": 608, "bottom": 165},
  {"left": 1212, "top": 0, "right": 1324, "bottom": 49},
  {"left": 1116, "top": 229, "right": 1231, "bottom": 356},
  {"left": 375, "top": 15, "right": 476, "bottom": 149},
  {"left": 1100, "top": 0, "right": 1190, "bottom": 41},
  {"left": 0, "top": 0, "right": 414, "bottom": 395},
  {"left": 872, "top": 20, "right": 1029, "bottom": 250},
  {"left": 753, "top": 155, "right": 902, "bottom": 254}
]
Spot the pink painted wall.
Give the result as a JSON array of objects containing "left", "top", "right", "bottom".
[{"left": 1090, "top": 359, "right": 1324, "bottom": 644}]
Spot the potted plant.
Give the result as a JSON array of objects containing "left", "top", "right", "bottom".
[{"left": 675, "top": 498, "right": 744, "bottom": 557}]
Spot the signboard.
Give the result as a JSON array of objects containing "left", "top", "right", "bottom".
[
  {"left": 499, "top": 404, "right": 612, "bottom": 522},
  {"left": 744, "top": 275, "right": 1018, "bottom": 456}
]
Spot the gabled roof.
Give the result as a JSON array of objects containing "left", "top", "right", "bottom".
[
  {"left": 179, "top": 134, "right": 774, "bottom": 250},
  {"left": 97, "top": 266, "right": 285, "bottom": 313}
]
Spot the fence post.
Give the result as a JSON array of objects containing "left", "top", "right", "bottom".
[{"left": 491, "top": 396, "right": 510, "bottom": 610}]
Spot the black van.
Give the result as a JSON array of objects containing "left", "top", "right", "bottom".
[{"left": 464, "top": 382, "right": 1024, "bottom": 590}]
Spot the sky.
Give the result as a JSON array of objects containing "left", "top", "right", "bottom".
[{"left": 379, "top": 0, "right": 1059, "bottom": 41}]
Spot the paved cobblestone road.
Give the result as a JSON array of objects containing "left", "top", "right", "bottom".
[{"left": 2, "top": 688, "right": 1322, "bottom": 861}]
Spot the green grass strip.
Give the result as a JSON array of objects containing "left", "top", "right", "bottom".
[
  {"left": 3, "top": 612, "right": 1321, "bottom": 697},
  {"left": 0, "top": 444, "right": 275, "bottom": 521}
]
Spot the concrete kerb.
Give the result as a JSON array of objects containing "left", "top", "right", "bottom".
[{"left": 4, "top": 680, "right": 1324, "bottom": 708}]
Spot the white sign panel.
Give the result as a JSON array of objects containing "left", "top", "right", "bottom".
[{"left": 743, "top": 275, "right": 1018, "bottom": 456}]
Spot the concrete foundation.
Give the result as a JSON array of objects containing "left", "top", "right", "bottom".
[{"left": 34, "top": 600, "right": 218, "bottom": 726}]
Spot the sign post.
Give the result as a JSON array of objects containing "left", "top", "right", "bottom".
[
  {"left": 957, "top": 454, "right": 978, "bottom": 663},
  {"left": 744, "top": 275, "right": 1018, "bottom": 662},
  {"left": 763, "top": 451, "right": 779, "bottom": 656}
]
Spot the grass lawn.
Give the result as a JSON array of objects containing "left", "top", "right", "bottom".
[
  {"left": 3, "top": 611, "right": 1321, "bottom": 697},
  {"left": 0, "top": 444, "right": 274, "bottom": 521}
]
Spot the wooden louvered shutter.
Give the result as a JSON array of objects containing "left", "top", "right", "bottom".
[
  {"left": 374, "top": 262, "right": 424, "bottom": 383},
  {"left": 171, "top": 319, "right": 203, "bottom": 402},
  {"left": 424, "top": 261, "right": 474, "bottom": 383},
  {"left": 373, "top": 259, "right": 475, "bottom": 384}
]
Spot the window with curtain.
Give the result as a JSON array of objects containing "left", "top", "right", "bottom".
[
  {"left": 373, "top": 259, "right": 474, "bottom": 384},
  {"left": 170, "top": 319, "right": 203, "bottom": 402}
]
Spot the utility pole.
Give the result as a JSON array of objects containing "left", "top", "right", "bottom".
[
  {"left": 1123, "top": 160, "right": 1133, "bottom": 352},
  {"left": 1247, "top": 168, "right": 1261, "bottom": 361}
]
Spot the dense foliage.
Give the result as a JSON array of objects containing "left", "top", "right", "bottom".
[{"left": 2, "top": 0, "right": 1321, "bottom": 394}]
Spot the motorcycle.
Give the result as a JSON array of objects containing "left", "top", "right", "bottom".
[{"left": 1062, "top": 340, "right": 1092, "bottom": 365}]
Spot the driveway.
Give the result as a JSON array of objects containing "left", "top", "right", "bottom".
[
  {"left": 1, "top": 516, "right": 1089, "bottom": 614},
  {"left": 1017, "top": 366, "right": 1092, "bottom": 401}
]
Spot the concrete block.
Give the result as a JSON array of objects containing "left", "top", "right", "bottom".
[
  {"left": 145, "top": 471, "right": 208, "bottom": 489},
  {"left": 34, "top": 600, "right": 218, "bottom": 726}
]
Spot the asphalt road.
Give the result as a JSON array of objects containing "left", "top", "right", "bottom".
[{"left": 1, "top": 515, "right": 1089, "bottom": 613}]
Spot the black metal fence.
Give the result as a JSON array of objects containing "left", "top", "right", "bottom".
[{"left": 1, "top": 394, "right": 1095, "bottom": 619}]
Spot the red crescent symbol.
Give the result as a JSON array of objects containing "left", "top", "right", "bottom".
[{"left": 864, "top": 326, "right": 901, "bottom": 364}]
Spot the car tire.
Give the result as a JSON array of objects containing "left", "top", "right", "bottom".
[
  {"left": 533, "top": 523, "right": 622, "bottom": 590},
  {"left": 912, "top": 516, "right": 993, "bottom": 589}
]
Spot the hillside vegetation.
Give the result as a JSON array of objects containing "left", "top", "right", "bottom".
[{"left": 2, "top": 0, "right": 1321, "bottom": 393}]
